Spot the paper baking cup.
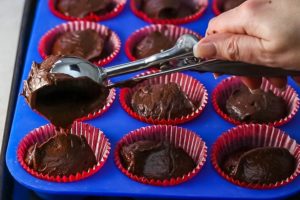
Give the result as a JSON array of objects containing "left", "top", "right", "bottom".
[
  {"left": 126, "top": 24, "right": 202, "bottom": 61},
  {"left": 77, "top": 85, "right": 116, "bottom": 122},
  {"left": 38, "top": 21, "right": 121, "bottom": 66},
  {"left": 119, "top": 70, "right": 208, "bottom": 125},
  {"left": 212, "top": 76, "right": 299, "bottom": 127},
  {"left": 49, "top": 0, "right": 126, "bottom": 21},
  {"left": 17, "top": 122, "right": 110, "bottom": 182},
  {"left": 130, "top": 0, "right": 208, "bottom": 25},
  {"left": 212, "top": 0, "right": 222, "bottom": 15},
  {"left": 115, "top": 125, "right": 207, "bottom": 186},
  {"left": 211, "top": 124, "right": 300, "bottom": 189}
]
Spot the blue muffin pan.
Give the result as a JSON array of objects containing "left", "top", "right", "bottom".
[{"left": 6, "top": 0, "right": 300, "bottom": 199}]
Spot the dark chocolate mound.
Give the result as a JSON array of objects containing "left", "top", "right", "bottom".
[
  {"left": 136, "top": 0, "right": 197, "bottom": 19},
  {"left": 22, "top": 56, "right": 109, "bottom": 129},
  {"left": 25, "top": 134, "right": 97, "bottom": 176},
  {"left": 221, "top": 147, "right": 296, "bottom": 184},
  {"left": 52, "top": 29, "right": 105, "bottom": 61},
  {"left": 120, "top": 140, "right": 196, "bottom": 180},
  {"left": 131, "top": 83, "right": 196, "bottom": 120},
  {"left": 221, "top": 0, "right": 247, "bottom": 12},
  {"left": 57, "top": 0, "right": 115, "bottom": 18},
  {"left": 134, "top": 31, "right": 175, "bottom": 59},
  {"left": 225, "top": 85, "right": 288, "bottom": 123}
]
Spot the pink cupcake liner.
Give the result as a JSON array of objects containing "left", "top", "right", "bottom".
[
  {"left": 126, "top": 24, "right": 202, "bottom": 61},
  {"left": 119, "top": 70, "right": 208, "bottom": 125},
  {"left": 212, "top": 76, "right": 299, "bottom": 127},
  {"left": 211, "top": 124, "right": 300, "bottom": 189},
  {"left": 77, "top": 84, "right": 116, "bottom": 122},
  {"left": 17, "top": 122, "right": 111, "bottom": 182},
  {"left": 130, "top": 0, "right": 208, "bottom": 25},
  {"left": 48, "top": 0, "right": 126, "bottom": 21},
  {"left": 38, "top": 21, "right": 121, "bottom": 66},
  {"left": 114, "top": 125, "right": 207, "bottom": 186},
  {"left": 212, "top": 0, "right": 222, "bottom": 15}
]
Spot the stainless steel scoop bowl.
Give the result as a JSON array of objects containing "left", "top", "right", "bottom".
[{"left": 50, "top": 34, "right": 300, "bottom": 88}]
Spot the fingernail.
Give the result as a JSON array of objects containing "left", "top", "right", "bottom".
[
  {"left": 249, "top": 88, "right": 263, "bottom": 95},
  {"left": 193, "top": 42, "right": 216, "bottom": 58}
]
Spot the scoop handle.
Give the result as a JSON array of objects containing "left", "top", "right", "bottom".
[{"left": 192, "top": 60, "right": 300, "bottom": 77}]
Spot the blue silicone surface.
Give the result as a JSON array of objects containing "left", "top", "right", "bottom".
[{"left": 6, "top": 0, "right": 300, "bottom": 199}]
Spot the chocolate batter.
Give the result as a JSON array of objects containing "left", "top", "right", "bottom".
[
  {"left": 135, "top": 0, "right": 197, "bottom": 19},
  {"left": 52, "top": 29, "right": 105, "bottom": 61},
  {"left": 56, "top": 0, "right": 115, "bottom": 18},
  {"left": 22, "top": 55, "right": 109, "bottom": 129},
  {"left": 221, "top": 147, "right": 296, "bottom": 184},
  {"left": 131, "top": 83, "right": 196, "bottom": 120},
  {"left": 25, "top": 133, "right": 97, "bottom": 176},
  {"left": 221, "top": 0, "right": 246, "bottom": 12},
  {"left": 134, "top": 31, "right": 175, "bottom": 59},
  {"left": 120, "top": 140, "right": 196, "bottom": 180},
  {"left": 225, "top": 85, "right": 287, "bottom": 123}
]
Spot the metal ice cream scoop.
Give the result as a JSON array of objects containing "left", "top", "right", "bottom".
[{"left": 50, "top": 34, "right": 300, "bottom": 88}]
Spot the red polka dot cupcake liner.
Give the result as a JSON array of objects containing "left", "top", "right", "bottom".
[
  {"left": 126, "top": 24, "right": 202, "bottom": 61},
  {"left": 48, "top": 0, "right": 126, "bottom": 21},
  {"left": 211, "top": 124, "right": 300, "bottom": 189},
  {"left": 119, "top": 70, "right": 208, "bottom": 125},
  {"left": 114, "top": 125, "right": 207, "bottom": 186},
  {"left": 17, "top": 122, "right": 110, "bottom": 182},
  {"left": 130, "top": 0, "right": 208, "bottom": 25},
  {"left": 38, "top": 21, "right": 121, "bottom": 66},
  {"left": 212, "top": 76, "right": 299, "bottom": 127},
  {"left": 77, "top": 83, "right": 116, "bottom": 122}
]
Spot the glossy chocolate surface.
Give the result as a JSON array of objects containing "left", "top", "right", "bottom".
[
  {"left": 225, "top": 85, "right": 287, "bottom": 123},
  {"left": 221, "top": 0, "right": 246, "bottom": 12},
  {"left": 131, "top": 83, "right": 196, "bottom": 120},
  {"left": 25, "top": 133, "right": 97, "bottom": 176},
  {"left": 222, "top": 147, "right": 296, "bottom": 184},
  {"left": 52, "top": 29, "right": 105, "bottom": 61},
  {"left": 57, "top": 0, "right": 115, "bottom": 18},
  {"left": 120, "top": 140, "right": 196, "bottom": 180},
  {"left": 136, "top": 0, "right": 197, "bottom": 19},
  {"left": 134, "top": 31, "right": 175, "bottom": 59}
]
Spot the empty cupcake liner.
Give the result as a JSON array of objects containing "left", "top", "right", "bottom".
[
  {"left": 130, "top": 0, "right": 208, "bottom": 25},
  {"left": 38, "top": 21, "right": 121, "bottom": 66},
  {"left": 48, "top": 0, "right": 127, "bottom": 21},
  {"left": 114, "top": 125, "right": 207, "bottom": 186},
  {"left": 125, "top": 24, "right": 202, "bottom": 61},
  {"left": 212, "top": 0, "right": 222, "bottom": 15},
  {"left": 119, "top": 70, "right": 208, "bottom": 125},
  {"left": 77, "top": 83, "right": 116, "bottom": 122},
  {"left": 212, "top": 76, "right": 299, "bottom": 127},
  {"left": 211, "top": 124, "right": 300, "bottom": 189},
  {"left": 17, "top": 122, "right": 111, "bottom": 182}
]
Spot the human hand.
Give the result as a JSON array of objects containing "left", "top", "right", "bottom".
[{"left": 193, "top": 0, "right": 300, "bottom": 91}]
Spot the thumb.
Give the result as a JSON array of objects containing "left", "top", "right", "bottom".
[{"left": 193, "top": 33, "right": 269, "bottom": 66}]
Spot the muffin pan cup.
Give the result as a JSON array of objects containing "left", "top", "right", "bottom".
[
  {"left": 48, "top": 0, "right": 127, "bottom": 21},
  {"left": 125, "top": 24, "right": 202, "bottom": 61},
  {"left": 119, "top": 70, "right": 208, "bottom": 125},
  {"left": 211, "top": 124, "right": 300, "bottom": 189},
  {"left": 212, "top": 76, "right": 300, "bottom": 127},
  {"left": 17, "top": 122, "right": 111, "bottom": 182},
  {"left": 114, "top": 125, "right": 207, "bottom": 186},
  {"left": 38, "top": 20, "right": 121, "bottom": 66},
  {"left": 130, "top": 0, "right": 208, "bottom": 25}
]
